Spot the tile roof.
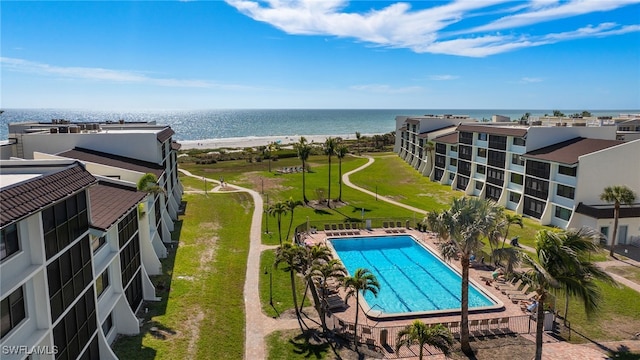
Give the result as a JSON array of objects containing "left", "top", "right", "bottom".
[
  {"left": 433, "top": 132, "right": 458, "bottom": 144},
  {"left": 58, "top": 147, "right": 165, "bottom": 177},
  {"left": 89, "top": 182, "right": 147, "bottom": 230},
  {"left": 522, "top": 137, "right": 625, "bottom": 165},
  {"left": 157, "top": 127, "right": 175, "bottom": 143},
  {"left": 1, "top": 163, "right": 97, "bottom": 227},
  {"left": 171, "top": 141, "right": 182, "bottom": 150},
  {"left": 575, "top": 202, "right": 640, "bottom": 219},
  {"left": 457, "top": 124, "right": 528, "bottom": 137}
]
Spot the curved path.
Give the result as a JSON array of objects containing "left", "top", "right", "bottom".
[{"left": 342, "top": 155, "right": 428, "bottom": 216}]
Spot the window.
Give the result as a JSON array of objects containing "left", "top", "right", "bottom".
[
  {"left": 456, "top": 176, "right": 469, "bottom": 190},
  {"left": 511, "top": 154, "right": 525, "bottom": 166},
  {"left": 477, "top": 148, "right": 487, "bottom": 158},
  {"left": 435, "top": 143, "right": 446, "bottom": 154},
  {"left": 96, "top": 270, "right": 110, "bottom": 298},
  {"left": 486, "top": 168, "right": 505, "bottom": 186},
  {"left": 459, "top": 132, "right": 473, "bottom": 145},
  {"left": 486, "top": 185, "right": 502, "bottom": 201},
  {"left": 488, "top": 135, "right": 507, "bottom": 150},
  {"left": 1, "top": 223, "right": 19, "bottom": 261},
  {"left": 43, "top": 192, "right": 90, "bottom": 260},
  {"left": 1, "top": 287, "right": 26, "bottom": 339},
  {"left": 510, "top": 173, "right": 523, "bottom": 185},
  {"left": 449, "top": 172, "right": 455, "bottom": 180},
  {"left": 449, "top": 158, "right": 457, "bottom": 167},
  {"left": 513, "top": 137, "right": 526, "bottom": 146},
  {"left": 599, "top": 227, "right": 609, "bottom": 245},
  {"left": 556, "top": 184, "right": 575, "bottom": 199},
  {"left": 52, "top": 288, "right": 97, "bottom": 360},
  {"left": 118, "top": 210, "right": 139, "bottom": 247},
  {"left": 524, "top": 177, "right": 549, "bottom": 200},
  {"left": 478, "top": 133, "right": 487, "bottom": 141},
  {"left": 558, "top": 165, "right": 577, "bottom": 177},
  {"left": 47, "top": 236, "right": 92, "bottom": 322},
  {"left": 524, "top": 196, "right": 545, "bottom": 219},
  {"left": 91, "top": 235, "right": 106, "bottom": 252},
  {"left": 526, "top": 160, "right": 551, "bottom": 179},
  {"left": 487, "top": 150, "right": 506, "bottom": 168},
  {"left": 434, "top": 169, "right": 444, "bottom": 181},
  {"left": 459, "top": 145, "right": 472, "bottom": 160},
  {"left": 509, "top": 192, "right": 521, "bottom": 203},
  {"left": 476, "top": 164, "right": 486, "bottom": 175},
  {"left": 450, "top": 145, "right": 457, "bottom": 152},
  {"left": 555, "top": 206, "right": 572, "bottom": 221},
  {"left": 458, "top": 161, "right": 472, "bottom": 176},
  {"left": 102, "top": 313, "right": 113, "bottom": 335},
  {"left": 475, "top": 181, "right": 484, "bottom": 191}
]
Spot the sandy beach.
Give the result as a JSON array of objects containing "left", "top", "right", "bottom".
[{"left": 178, "top": 133, "right": 383, "bottom": 150}]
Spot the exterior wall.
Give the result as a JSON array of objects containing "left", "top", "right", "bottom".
[
  {"left": 574, "top": 140, "right": 640, "bottom": 205},
  {"left": 13, "top": 131, "right": 162, "bottom": 164}
]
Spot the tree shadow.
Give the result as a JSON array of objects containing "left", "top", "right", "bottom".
[
  {"left": 289, "top": 331, "right": 332, "bottom": 359},
  {"left": 608, "top": 345, "right": 640, "bottom": 360}
]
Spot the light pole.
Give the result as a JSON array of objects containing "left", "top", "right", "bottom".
[{"left": 375, "top": 185, "right": 378, "bottom": 201}]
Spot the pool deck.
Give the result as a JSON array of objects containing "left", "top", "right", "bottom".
[{"left": 303, "top": 228, "right": 531, "bottom": 328}]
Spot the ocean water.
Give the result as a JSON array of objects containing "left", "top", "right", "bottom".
[{"left": 1, "top": 108, "right": 636, "bottom": 142}]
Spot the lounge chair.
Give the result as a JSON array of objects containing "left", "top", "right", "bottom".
[
  {"left": 325, "top": 296, "right": 346, "bottom": 310},
  {"left": 510, "top": 291, "right": 537, "bottom": 303},
  {"left": 495, "top": 278, "right": 521, "bottom": 291},
  {"left": 337, "top": 223, "right": 345, "bottom": 235},
  {"left": 504, "top": 283, "right": 531, "bottom": 296},
  {"left": 382, "top": 221, "right": 389, "bottom": 229}
]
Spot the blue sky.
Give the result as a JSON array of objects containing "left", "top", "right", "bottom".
[{"left": 2, "top": 0, "right": 639, "bottom": 110}]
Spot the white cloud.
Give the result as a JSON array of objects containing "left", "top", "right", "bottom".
[
  {"left": 350, "top": 84, "right": 423, "bottom": 94},
  {"left": 0, "top": 57, "right": 255, "bottom": 90},
  {"left": 521, "top": 77, "right": 543, "bottom": 83},
  {"left": 429, "top": 75, "right": 460, "bottom": 81},
  {"left": 225, "top": 0, "right": 640, "bottom": 57}
]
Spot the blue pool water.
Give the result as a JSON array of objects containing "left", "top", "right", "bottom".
[{"left": 329, "top": 235, "right": 497, "bottom": 315}]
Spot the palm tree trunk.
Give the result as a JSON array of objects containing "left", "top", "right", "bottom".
[
  {"left": 307, "top": 278, "right": 328, "bottom": 333},
  {"left": 290, "top": 271, "right": 305, "bottom": 333},
  {"left": 302, "top": 159, "right": 307, "bottom": 203},
  {"left": 277, "top": 216, "right": 283, "bottom": 245},
  {"left": 460, "top": 258, "right": 472, "bottom": 355},
  {"left": 327, "top": 157, "right": 332, "bottom": 208},
  {"left": 353, "top": 292, "right": 360, "bottom": 348},
  {"left": 299, "top": 282, "right": 309, "bottom": 312},
  {"left": 286, "top": 210, "right": 295, "bottom": 242},
  {"left": 338, "top": 160, "right": 343, "bottom": 202},
  {"left": 535, "top": 297, "right": 545, "bottom": 360},
  {"left": 609, "top": 204, "right": 620, "bottom": 257}
]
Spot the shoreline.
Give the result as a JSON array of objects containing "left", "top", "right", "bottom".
[{"left": 177, "top": 133, "right": 386, "bottom": 150}]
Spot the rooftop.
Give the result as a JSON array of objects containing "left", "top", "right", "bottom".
[
  {"left": 0, "top": 161, "right": 97, "bottom": 227},
  {"left": 57, "top": 147, "right": 165, "bottom": 177},
  {"left": 89, "top": 180, "right": 148, "bottom": 231},
  {"left": 522, "top": 137, "right": 625, "bottom": 165}
]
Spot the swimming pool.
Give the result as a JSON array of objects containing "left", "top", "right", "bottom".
[{"left": 328, "top": 235, "right": 502, "bottom": 318}]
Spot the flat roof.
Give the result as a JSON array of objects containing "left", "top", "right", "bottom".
[{"left": 522, "top": 137, "right": 625, "bottom": 165}]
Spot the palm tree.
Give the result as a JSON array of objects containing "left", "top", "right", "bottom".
[
  {"left": 284, "top": 197, "right": 303, "bottom": 242},
  {"left": 297, "top": 245, "right": 334, "bottom": 332},
  {"left": 274, "top": 243, "right": 307, "bottom": 333},
  {"left": 265, "top": 141, "right": 277, "bottom": 172},
  {"left": 324, "top": 137, "right": 337, "bottom": 208},
  {"left": 355, "top": 131, "right": 362, "bottom": 155},
  {"left": 311, "top": 259, "right": 346, "bottom": 314},
  {"left": 521, "top": 228, "right": 616, "bottom": 360},
  {"left": 500, "top": 214, "right": 524, "bottom": 249},
  {"left": 424, "top": 141, "right": 435, "bottom": 176},
  {"left": 342, "top": 268, "right": 379, "bottom": 347},
  {"left": 431, "top": 197, "right": 502, "bottom": 356},
  {"left": 294, "top": 137, "right": 312, "bottom": 203},
  {"left": 395, "top": 321, "right": 453, "bottom": 360},
  {"left": 270, "top": 201, "right": 288, "bottom": 245},
  {"left": 423, "top": 211, "right": 450, "bottom": 244},
  {"left": 600, "top": 185, "right": 637, "bottom": 257},
  {"left": 335, "top": 145, "right": 348, "bottom": 202},
  {"left": 137, "top": 173, "right": 165, "bottom": 195}
]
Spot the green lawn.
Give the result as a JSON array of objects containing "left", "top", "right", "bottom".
[
  {"left": 260, "top": 249, "right": 311, "bottom": 318},
  {"left": 112, "top": 192, "right": 252, "bottom": 360}
]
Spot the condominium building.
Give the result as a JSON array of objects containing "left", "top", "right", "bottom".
[
  {"left": 395, "top": 116, "right": 640, "bottom": 246},
  {"left": 0, "top": 160, "right": 163, "bottom": 359},
  {"left": 4, "top": 120, "right": 183, "bottom": 246}
]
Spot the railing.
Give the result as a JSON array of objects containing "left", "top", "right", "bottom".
[{"left": 324, "top": 312, "right": 543, "bottom": 358}]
